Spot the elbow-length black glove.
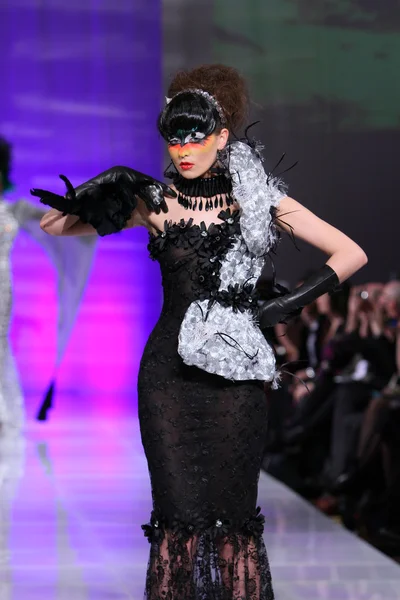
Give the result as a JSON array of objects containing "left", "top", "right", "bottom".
[
  {"left": 30, "top": 167, "right": 176, "bottom": 236},
  {"left": 259, "top": 264, "right": 340, "bottom": 329}
]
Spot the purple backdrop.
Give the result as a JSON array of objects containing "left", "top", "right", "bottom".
[{"left": 0, "top": 0, "right": 163, "bottom": 415}]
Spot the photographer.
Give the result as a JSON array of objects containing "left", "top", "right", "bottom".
[{"left": 333, "top": 282, "right": 400, "bottom": 545}]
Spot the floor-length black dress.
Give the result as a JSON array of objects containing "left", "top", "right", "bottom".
[{"left": 138, "top": 208, "right": 275, "bottom": 599}]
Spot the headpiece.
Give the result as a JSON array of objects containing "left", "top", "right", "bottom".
[{"left": 165, "top": 88, "right": 227, "bottom": 126}]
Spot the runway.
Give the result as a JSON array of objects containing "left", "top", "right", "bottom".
[{"left": 1, "top": 399, "right": 400, "bottom": 600}]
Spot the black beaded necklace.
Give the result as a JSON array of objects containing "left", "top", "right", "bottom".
[{"left": 166, "top": 170, "right": 234, "bottom": 212}]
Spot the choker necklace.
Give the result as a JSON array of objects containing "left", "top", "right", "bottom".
[{"left": 166, "top": 171, "right": 234, "bottom": 211}]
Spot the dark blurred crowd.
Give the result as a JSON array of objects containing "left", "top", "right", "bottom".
[{"left": 263, "top": 278, "right": 400, "bottom": 556}]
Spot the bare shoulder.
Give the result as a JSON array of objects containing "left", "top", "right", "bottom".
[
  {"left": 276, "top": 195, "right": 304, "bottom": 216},
  {"left": 275, "top": 196, "right": 319, "bottom": 231},
  {"left": 275, "top": 195, "right": 367, "bottom": 267},
  {"left": 126, "top": 192, "right": 177, "bottom": 233},
  {"left": 148, "top": 196, "right": 183, "bottom": 232}
]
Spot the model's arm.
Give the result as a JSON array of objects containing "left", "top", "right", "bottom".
[
  {"left": 259, "top": 196, "right": 367, "bottom": 330},
  {"left": 40, "top": 210, "right": 93, "bottom": 236},
  {"left": 276, "top": 196, "right": 367, "bottom": 282},
  {"left": 33, "top": 167, "right": 176, "bottom": 237},
  {"left": 39, "top": 203, "right": 148, "bottom": 236}
]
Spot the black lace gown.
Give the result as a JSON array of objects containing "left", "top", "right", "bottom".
[{"left": 138, "top": 211, "right": 274, "bottom": 599}]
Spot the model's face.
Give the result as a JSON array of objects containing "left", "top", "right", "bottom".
[{"left": 167, "top": 127, "right": 229, "bottom": 179}]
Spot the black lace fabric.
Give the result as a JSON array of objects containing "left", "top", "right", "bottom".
[{"left": 138, "top": 210, "right": 274, "bottom": 599}]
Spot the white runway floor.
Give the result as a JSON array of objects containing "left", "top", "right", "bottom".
[{"left": 1, "top": 414, "right": 400, "bottom": 600}]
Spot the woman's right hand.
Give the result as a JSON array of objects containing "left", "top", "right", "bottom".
[
  {"left": 31, "top": 167, "right": 176, "bottom": 216},
  {"left": 31, "top": 175, "right": 80, "bottom": 214},
  {"left": 33, "top": 167, "right": 177, "bottom": 237}
]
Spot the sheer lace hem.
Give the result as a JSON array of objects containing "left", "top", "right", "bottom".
[{"left": 141, "top": 509, "right": 274, "bottom": 600}]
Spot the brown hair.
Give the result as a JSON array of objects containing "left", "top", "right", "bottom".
[{"left": 167, "top": 64, "right": 249, "bottom": 133}]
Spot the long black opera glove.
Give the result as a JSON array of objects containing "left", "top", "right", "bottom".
[
  {"left": 258, "top": 264, "right": 340, "bottom": 329},
  {"left": 30, "top": 167, "right": 176, "bottom": 237}
]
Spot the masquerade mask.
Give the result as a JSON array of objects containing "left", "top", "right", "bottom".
[{"left": 168, "top": 127, "right": 207, "bottom": 147}]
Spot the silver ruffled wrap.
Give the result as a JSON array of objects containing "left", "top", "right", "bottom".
[{"left": 178, "top": 142, "right": 287, "bottom": 384}]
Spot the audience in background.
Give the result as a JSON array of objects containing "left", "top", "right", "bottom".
[{"left": 263, "top": 277, "right": 400, "bottom": 557}]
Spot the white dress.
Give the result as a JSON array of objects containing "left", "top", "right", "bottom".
[{"left": 0, "top": 198, "right": 97, "bottom": 433}]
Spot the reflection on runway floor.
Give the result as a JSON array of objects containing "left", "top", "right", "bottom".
[{"left": 1, "top": 406, "right": 400, "bottom": 600}]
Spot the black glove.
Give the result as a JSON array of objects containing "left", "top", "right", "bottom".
[
  {"left": 258, "top": 264, "right": 339, "bottom": 329},
  {"left": 31, "top": 166, "right": 176, "bottom": 236}
]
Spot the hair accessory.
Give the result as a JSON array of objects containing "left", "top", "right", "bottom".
[{"left": 165, "top": 88, "right": 226, "bottom": 125}]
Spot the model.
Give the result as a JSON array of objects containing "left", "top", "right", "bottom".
[
  {"left": 0, "top": 137, "right": 96, "bottom": 432},
  {"left": 33, "top": 65, "right": 367, "bottom": 599}
]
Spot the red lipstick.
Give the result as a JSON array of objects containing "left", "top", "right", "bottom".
[{"left": 180, "top": 162, "right": 194, "bottom": 170}]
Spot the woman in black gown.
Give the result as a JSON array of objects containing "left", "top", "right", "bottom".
[{"left": 33, "top": 65, "right": 367, "bottom": 599}]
